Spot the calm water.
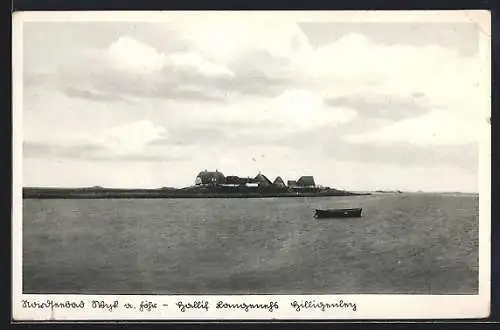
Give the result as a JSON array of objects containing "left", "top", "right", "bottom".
[{"left": 23, "top": 193, "right": 479, "bottom": 294}]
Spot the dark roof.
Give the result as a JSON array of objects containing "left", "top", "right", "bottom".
[
  {"left": 287, "top": 180, "right": 297, "bottom": 186},
  {"left": 254, "top": 173, "right": 272, "bottom": 186},
  {"left": 273, "top": 176, "right": 286, "bottom": 186},
  {"left": 225, "top": 176, "right": 241, "bottom": 184},
  {"left": 225, "top": 176, "right": 255, "bottom": 184},
  {"left": 196, "top": 170, "right": 226, "bottom": 184},
  {"left": 297, "top": 176, "right": 315, "bottom": 186}
]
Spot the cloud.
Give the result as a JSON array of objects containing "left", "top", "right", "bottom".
[
  {"left": 287, "top": 33, "right": 485, "bottom": 147},
  {"left": 176, "top": 18, "right": 312, "bottom": 61},
  {"left": 147, "top": 124, "right": 477, "bottom": 173},
  {"left": 299, "top": 22, "right": 480, "bottom": 57},
  {"left": 149, "top": 127, "right": 229, "bottom": 146},
  {"left": 296, "top": 33, "right": 481, "bottom": 95},
  {"left": 321, "top": 139, "right": 478, "bottom": 171},
  {"left": 307, "top": 33, "right": 479, "bottom": 97},
  {"left": 26, "top": 23, "right": 484, "bottom": 108},
  {"left": 223, "top": 125, "right": 478, "bottom": 172},
  {"left": 22, "top": 87, "right": 155, "bottom": 145},
  {"left": 265, "top": 89, "right": 357, "bottom": 130},
  {"left": 24, "top": 120, "right": 186, "bottom": 162},
  {"left": 161, "top": 89, "right": 358, "bottom": 138},
  {"left": 342, "top": 110, "right": 479, "bottom": 146},
  {"left": 32, "top": 35, "right": 236, "bottom": 103},
  {"left": 63, "top": 87, "right": 124, "bottom": 102},
  {"left": 91, "top": 71, "right": 226, "bottom": 102},
  {"left": 166, "top": 52, "right": 234, "bottom": 77},
  {"left": 39, "top": 26, "right": 484, "bottom": 111},
  {"left": 103, "top": 35, "right": 234, "bottom": 77},
  {"left": 41, "top": 36, "right": 275, "bottom": 102},
  {"left": 43, "top": 67, "right": 226, "bottom": 103},
  {"left": 105, "top": 36, "right": 166, "bottom": 74},
  {"left": 23, "top": 141, "right": 105, "bottom": 159},
  {"left": 92, "top": 120, "right": 171, "bottom": 158},
  {"left": 39, "top": 25, "right": 310, "bottom": 102},
  {"left": 23, "top": 141, "right": 187, "bottom": 162},
  {"left": 21, "top": 20, "right": 484, "bottom": 191},
  {"left": 324, "top": 93, "right": 431, "bottom": 120}
]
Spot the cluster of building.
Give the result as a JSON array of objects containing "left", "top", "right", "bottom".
[{"left": 194, "top": 169, "right": 319, "bottom": 189}]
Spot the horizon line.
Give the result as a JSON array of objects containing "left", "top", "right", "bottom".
[{"left": 22, "top": 186, "right": 479, "bottom": 194}]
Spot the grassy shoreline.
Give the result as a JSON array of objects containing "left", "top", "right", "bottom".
[{"left": 23, "top": 187, "right": 370, "bottom": 199}]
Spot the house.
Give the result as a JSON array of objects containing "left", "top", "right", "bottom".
[
  {"left": 273, "top": 176, "right": 286, "bottom": 188},
  {"left": 226, "top": 176, "right": 255, "bottom": 185},
  {"left": 296, "top": 176, "right": 316, "bottom": 188},
  {"left": 287, "top": 180, "right": 297, "bottom": 188},
  {"left": 220, "top": 184, "right": 240, "bottom": 188},
  {"left": 254, "top": 173, "right": 273, "bottom": 187},
  {"left": 225, "top": 176, "right": 242, "bottom": 185},
  {"left": 195, "top": 170, "right": 226, "bottom": 185}
]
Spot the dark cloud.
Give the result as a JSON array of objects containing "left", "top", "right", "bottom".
[
  {"left": 148, "top": 138, "right": 171, "bottom": 146},
  {"left": 220, "top": 49, "right": 303, "bottom": 96},
  {"left": 91, "top": 63, "right": 291, "bottom": 101},
  {"left": 24, "top": 119, "right": 477, "bottom": 173},
  {"left": 144, "top": 118, "right": 478, "bottom": 173},
  {"left": 26, "top": 48, "right": 297, "bottom": 102},
  {"left": 24, "top": 141, "right": 105, "bottom": 159},
  {"left": 22, "top": 21, "right": 316, "bottom": 103},
  {"left": 209, "top": 74, "right": 291, "bottom": 97},
  {"left": 115, "top": 69, "right": 228, "bottom": 101},
  {"left": 323, "top": 141, "right": 477, "bottom": 172},
  {"left": 324, "top": 93, "right": 431, "bottom": 120},
  {"left": 63, "top": 87, "right": 124, "bottom": 102},
  {"left": 150, "top": 124, "right": 478, "bottom": 172},
  {"left": 269, "top": 129, "right": 478, "bottom": 172},
  {"left": 86, "top": 154, "right": 185, "bottom": 162},
  {"left": 23, "top": 71, "right": 226, "bottom": 104}
]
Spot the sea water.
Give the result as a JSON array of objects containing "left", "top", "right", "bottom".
[{"left": 22, "top": 193, "right": 479, "bottom": 294}]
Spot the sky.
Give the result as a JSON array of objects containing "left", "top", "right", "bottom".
[{"left": 20, "top": 14, "right": 488, "bottom": 192}]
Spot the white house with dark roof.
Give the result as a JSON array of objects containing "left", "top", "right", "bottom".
[{"left": 195, "top": 169, "right": 226, "bottom": 185}]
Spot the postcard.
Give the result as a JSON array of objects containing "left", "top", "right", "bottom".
[{"left": 12, "top": 10, "right": 491, "bottom": 321}]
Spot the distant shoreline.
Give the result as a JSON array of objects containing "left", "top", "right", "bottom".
[
  {"left": 22, "top": 187, "right": 478, "bottom": 200},
  {"left": 23, "top": 187, "right": 371, "bottom": 199}
]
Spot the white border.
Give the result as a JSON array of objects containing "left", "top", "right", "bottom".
[{"left": 12, "top": 10, "right": 491, "bottom": 321}]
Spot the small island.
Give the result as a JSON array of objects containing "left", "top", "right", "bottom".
[{"left": 23, "top": 169, "right": 371, "bottom": 199}]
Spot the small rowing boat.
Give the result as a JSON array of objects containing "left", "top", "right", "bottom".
[{"left": 314, "top": 208, "right": 362, "bottom": 219}]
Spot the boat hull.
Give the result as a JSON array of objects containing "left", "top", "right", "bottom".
[{"left": 314, "top": 208, "right": 362, "bottom": 219}]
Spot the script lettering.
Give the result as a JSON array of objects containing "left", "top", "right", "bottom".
[
  {"left": 290, "top": 300, "right": 357, "bottom": 312},
  {"left": 216, "top": 301, "right": 279, "bottom": 312},
  {"left": 176, "top": 300, "right": 209, "bottom": 312},
  {"left": 139, "top": 301, "right": 158, "bottom": 312},
  {"left": 21, "top": 299, "right": 86, "bottom": 311},
  {"left": 91, "top": 300, "right": 119, "bottom": 312}
]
